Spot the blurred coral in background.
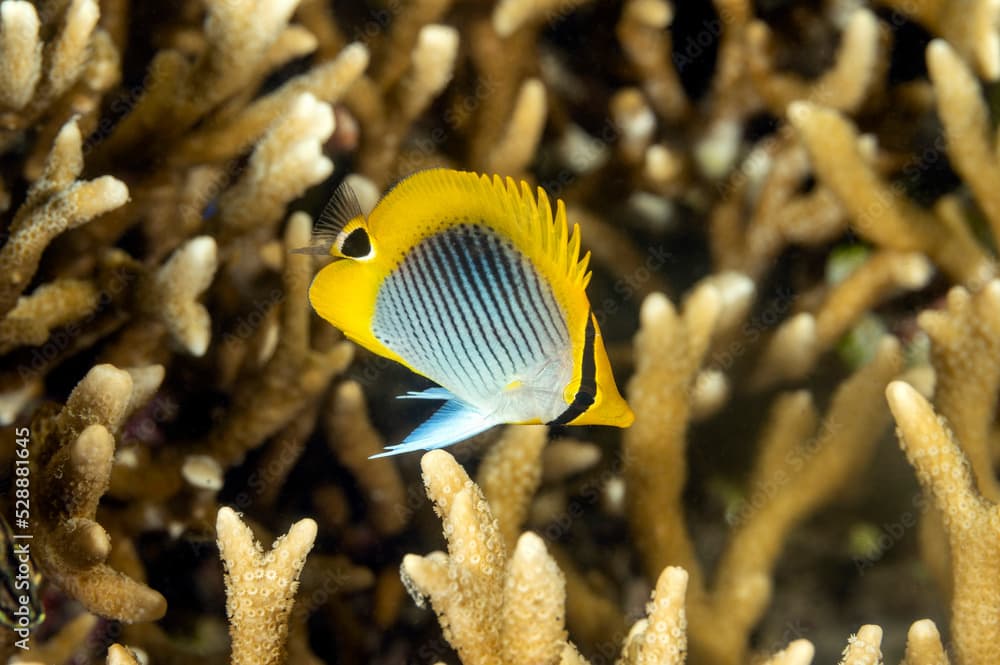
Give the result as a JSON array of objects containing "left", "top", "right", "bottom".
[{"left": 2, "top": 0, "right": 1000, "bottom": 663}]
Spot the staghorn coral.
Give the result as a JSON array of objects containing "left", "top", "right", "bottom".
[
  {"left": 746, "top": 8, "right": 885, "bottom": 117},
  {"left": 625, "top": 285, "right": 904, "bottom": 665},
  {"left": 0, "top": 117, "right": 127, "bottom": 317},
  {"left": 134, "top": 235, "right": 217, "bottom": 357},
  {"left": 404, "top": 448, "right": 964, "bottom": 665},
  {"left": 887, "top": 381, "right": 1000, "bottom": 665},
  {"left": 216, "top": 507, "right": 317, "bottom": 665},
  {"left": 204, "top": 213, "right": 354, "bottom": 467},
  {"left": 324, "top": 380, "right": 407, "bottom": 535},
  {"left": 30, "top": 363, "right": 167, "bottom": 624}
]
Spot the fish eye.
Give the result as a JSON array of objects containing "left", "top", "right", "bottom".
[{"left": 339, "top": 228, "right": 373, "bottom": 259}]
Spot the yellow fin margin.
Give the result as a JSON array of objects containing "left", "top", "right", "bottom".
[{"left": 368, "top": 169, "right": 592, "bottom": 293}]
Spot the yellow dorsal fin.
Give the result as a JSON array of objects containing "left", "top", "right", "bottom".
[{"left": 368, "top": 169, "right": 592, "bottom": 290}]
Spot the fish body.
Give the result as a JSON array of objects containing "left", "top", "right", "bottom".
[{"left": 306, "top": 169, "right": 633, "bottom": 456}]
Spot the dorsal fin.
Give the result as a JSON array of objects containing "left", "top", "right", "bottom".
[
  {"left": 492, "top": 173, "right": 591, "bottom": 289},
  {"left": 291, "top": 180, "right": 366, "bottom": 256},
  {"left": 367, "top": 169, "right": 591, "bottom": 287}
]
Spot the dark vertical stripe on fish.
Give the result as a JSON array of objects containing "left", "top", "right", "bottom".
[
  {"left": 396, "top": 259, "right": 469, "bottom": 390},
  {"left": 462, "top": 226, "right": 527, "bottom": 366},
  {"left": 548, "top": 313, "right": 597, "bottom": 425},
  {"left": 487, "top": 234, "right": 548, "bottom": 358},
  {"left": 418, "top": 239, "right": 492, "bottom": 387},
  {"left": 409, "top": 244, "right": 484, "bottom": 391},
  {"left": 443, "top": 227, "right": 517, "bottom": 374},
  {"left": 429, "top": 233, "right": 507, "bottom": 380},
  {"left": 517, "top": 252, "right": 565, "bottom": 344}
]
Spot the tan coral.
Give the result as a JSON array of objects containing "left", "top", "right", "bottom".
[
  {"left": 485, "top": 78, "right": 547, "bottom": 176},
  {"left": 746, "top": 8, "right": 884, "bottom": 115},
  {"left": 105, "top": 644, "right": 141, "bottom": 665},
  {"left": 710, "top": 135, "right": 847, "bottom": 283},
  {"left": 402, "top": 450, "right": 842, "bottom": 665},
  {"left": 624, "top": 286, "right": 720, "bottom": 591},
  {"left": 918, "top": 281, "right": 1000, "bottom": 501},
  {"left": 136, "top": 235, "right": 218, "bottom": 356},
  {"left": 171, "top": 42, "right": 369, "bottom": 165},
  {"left": 205, "top": 213, "right": 354, "bottom": 467},
  {"left": 841, "top": 625, "right": 884, "bottom": 665},
  {"left": 750, "top": 250, "right": 931, "bottom": 387},
  {"left": 324, "top": 381, "right": 408, "bottom": 535},
  {"left": 0, "top": 117, "right": 127, "bottom": 317},
  {"left": 216, "top": 507, "right": 317, "bottom": 665},
  {"left": 879, "top": 0, "right": 1000, "bottom": 80},
  {"left": 901, "top": 619, "right": 950, "bottom": 665},
  {"left": 624, "top": 278, "right": 905, "bottom": 665},
  {"left": 352, "top": 19, "right": 459, "bottom": 185},
  {"left": 760, "top": 640, "right": 815, "bottom": 665},
  {"left": 0, "top": 278, "right": 100, "bottom": 354},
  {"left": 492, "top": 0, "right": 593, "bottom": 38},
  {"left": 618, "top": 567, "right": 688, "bottom": 665},
  {"left": 0, "top": 0, "right": 106, "bottom": 141},
  {"left": 887, "top": 381, "right": 1000, "bottom": 665},
  {"left": 616, "top": 0, "right": 688, "bottom": 122},
  {"left": 218, "top": 93, "right": 335, "bottom": 237},
  {"left": 32, "top": 364, "right": 167, "bottom": 623},
  {"left": 92, "top": 0, "right": 305, "bottom": 161},
  {"left": 0, "top": 0, "right": 42, "bottom": 111},
  {"left": 789, "top": 101, "right": 995, "bottom": 286},
  {"left": 400, "top": 450, "right": 620, "bottom": 665},
  {"left": 698, "top": 338, "right": 902, "bottom": 665},
  {"left": 477, "top": 425, "right": 548, "bottom": 551},
  {"left": 926, "top": 39, "right": 1000, "bottom": 263}
]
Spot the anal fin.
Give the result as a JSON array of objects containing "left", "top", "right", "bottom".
[
  {"left": 369, "top": 399, "right": 496, "bottom": 458},
  {"left": 396, "top": 387, "right": 454, "bottom": 400}
]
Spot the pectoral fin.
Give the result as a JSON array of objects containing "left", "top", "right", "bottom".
[{"left": 369, "top": 399, "right": 496, "bottom": 458}]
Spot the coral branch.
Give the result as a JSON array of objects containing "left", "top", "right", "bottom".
[
  {"left": 32, "top": 364, "right": 167, "bottom": 622},
  {"left": 0, "top": 278, "right": 99, "bottom": 354},
  {"left": 927, "top": 39, "right": 1000, "bottom": 253},
  {"left": 918, "top": 281, "right": 1000, "bottom": 501},
  {"left": 485, "top": 78, "right": 547, "bottom": 176},
  {"left": 0, "top": 1, "right": 41, "bottom": 110},
  {"left": 137, "top": 236, "right": 217, "bottom": 356},
  {"left": 477, "top": 425, "right": 547, "bottom": 551},
  {"left": 887, "top": 381, "right": 1000, "bottom": 665},
  {"left": 219, "top": 93, "right": 334, "bottom": 236},
  {"left": 206, "top": 213, "right": 352, "bottom": 466},
  {"left": 0, "top": 117, "right": 127, "bottom": 317},
  {"left": 217, "top": 507, "right": 317, "bottom": 665},
  {"left": 618, "top": 567, "right": 688, "bottom": 665},
  {"left": 624, "top": 287, "right": 719, "bottom": 588},
  {"left": 747, "top": 8, "right": 883, "bottom": 115},
  {"left": 901, "top": 619, "right": 950, "bottom": 665},
  {"left": 841, "top": 625, "right": 883, "bottom": 665},
  {"left": 789, "top": 101, "right": 994, "bottom": 285},
  {"left": 325, "top": 381, "right": 408, "bottom": 535}
]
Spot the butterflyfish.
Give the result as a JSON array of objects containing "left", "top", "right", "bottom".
[{"left": 303, "top": 169, "right": 634, "bottom": 457}]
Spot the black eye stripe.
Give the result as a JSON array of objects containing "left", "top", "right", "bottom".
[{"left": 341, "top": 228, "right": 372, "bottom": 257}]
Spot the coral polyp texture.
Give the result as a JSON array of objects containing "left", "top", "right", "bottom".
[{"left": 3, "top": 0, "right": 1000, "bottom": 664}]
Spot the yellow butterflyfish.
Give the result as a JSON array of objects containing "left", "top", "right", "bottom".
[{"left": 303, "top": 169, "right": 633, "bottom": 457}]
